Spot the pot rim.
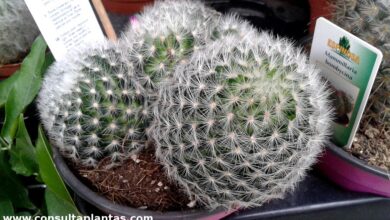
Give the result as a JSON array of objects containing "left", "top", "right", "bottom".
[
  {"left": 326, "top": 142, "right": 390, "bottom": 179},
  {"left": 52, "top": 145, "right": 228, "bottom": 219},
  {"left": 0, "top": 62, "right": 21, "bottom": 79}
]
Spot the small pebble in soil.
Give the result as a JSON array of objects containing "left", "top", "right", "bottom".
[
  {"left": 157, "top": 181, "right": 163, "bottom": 187},
  {"left": 187, "top": 200, "right": 196, "bottom": 208},
  {"left": 130, "top": 154, "right": 138, "bottom": 162}
]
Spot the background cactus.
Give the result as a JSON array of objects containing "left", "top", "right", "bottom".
[
  {"left": 38, "top": 41, "right": 148, "bottom": 167},
  {"left": 151, "top": 32, "right": 333, "bottom": 209},
  {"left": 0, "top": 0, "right": 39, "bottom": 65},
  {"left": 331, "top": 0, "right": 390, "bottom": 128}
]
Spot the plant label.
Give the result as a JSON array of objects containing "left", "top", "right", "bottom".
[
  {"left": 310, "top": 17, "right": 383, "bottom": 148},
  {"left": 24, "top": 0, "right": 105, "bottom": 60}
]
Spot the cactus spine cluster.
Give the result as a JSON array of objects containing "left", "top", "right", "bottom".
[
  {"left": 150, "top": 32, "right": 333, "bottom": 208},
  {"left": 38, "top": 42, "right": 148, "bottom": 167},
  {"left": 0, "top": 0, "right": 39, "bottom": 65},
  {"left": 331, "top": 0, "right": 390, "bottom": 126}
]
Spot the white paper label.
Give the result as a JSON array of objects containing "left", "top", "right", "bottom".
[
  {"left": 24, "top": 0, "right": 105, "bottom": 60},
  {"left": 310, "top": 17, "right": 383, "bottom": 148}
]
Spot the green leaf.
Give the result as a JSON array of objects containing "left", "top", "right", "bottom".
[
  {"left": 0, "top": 151, "right": 35, "bottom": 210},
  {"left": 45, "top": 188, "right": 79, "bottom": 216},
  {"left": 36, "top": 126, "right": 79, "bottom": 215},
  {"left": 1, "top": 36, "right": 48, "bottom": 143},
  {"left": 9, "top": 115, "right": 38, "bottom": 176},
  {"left": 0, "top": 71, "right": 20, "bottom": 108},
  {"left": 0, "top": 198, "right": 14, "bottom": 217}
]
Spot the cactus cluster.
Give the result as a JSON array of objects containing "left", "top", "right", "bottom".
[
  {"left": 150, "top": 32, "right": 333, "bottom": 208},
  {"left": 331, "top": 0, "right": 390, "bottom": 126},
  {"left": 38, "top": 0, "right": 333, "bottom": 209},
  {"left": 38, "top": 42, "right": 148, "bottom": 167},
  {"left": 0, "top": 0, "right": 39, "bottom": 65}
]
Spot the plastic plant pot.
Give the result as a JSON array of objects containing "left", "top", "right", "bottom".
[
  {"left": 102, "top": 0, "right": 154, "bottom": 14},
  {"left": 205, "top": 0, "right": 310, "bottom": 41},
  {"left": 308, "top": 0, "right": 332, "bottom": 33},
  {"left": 0, "top": 63, "right": 20, "bottom": 80},
  {"left": 51, "top": 145, "right": 236, "bottom": 219},
  {"left": 317, "top": 143, "right": 390, "bottom": 197}
]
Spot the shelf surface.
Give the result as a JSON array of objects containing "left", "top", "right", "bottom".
[{"left": 225, "top": 171, "right": 390, "bottom": 220}]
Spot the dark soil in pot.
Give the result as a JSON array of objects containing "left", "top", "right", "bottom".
[{"left": 75, "top": 145, "right": 192, "bottom": 212}]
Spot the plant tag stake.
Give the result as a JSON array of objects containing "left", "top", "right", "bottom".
[
  {"left": 24, "top": 0, "right": 105, "bottom": 61},
  {"left": 310, "top": 17, "right": 383, "bottom": 149}
]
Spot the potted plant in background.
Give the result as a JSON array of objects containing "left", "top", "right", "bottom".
[
  {"left": 102, "top": 0, "right": 154, "bottom": 14},
  {"left": 0, "top": 0, "right": 40, "bottom": 80},
  {"left": 205, "top": 0, "right": 311, "bottom": 41},
  {"left": 36, "top": 0, "right": 333, "bottom": 218},
  {"left": 310, "top": 0, "right": 390, "bottom": 197}
]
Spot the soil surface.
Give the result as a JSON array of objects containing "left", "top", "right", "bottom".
[
  {"left": 351, "top": 121, "right": 390, "bottom": 171},
  {"left": 76, "top": 145, "right": 192, "bottom": 211}
]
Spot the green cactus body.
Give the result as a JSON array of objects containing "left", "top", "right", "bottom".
[
  {"left": 38, "top": 43, "right": 147, "bottom": 167},
  {"left": 151, "top": 33, "right": 333, "bottom": 209},
  {"left": 0, "top": 0, "right": 39, "bottom": 65},
  {"left": 332, "top": 0, "right": 390, "bottom": 124}
]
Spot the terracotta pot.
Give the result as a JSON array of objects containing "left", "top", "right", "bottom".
[
  {"left": 0, "top": 63, "right": 21, "bottom": 80},
  {"left": 308, "top": 0, "right": 333, "bottom": 33},
  {"left": 102, "top": 0, "right": 154, "bottom": 14},
  {"left": 317, "top": 143, "right": 390, "bottom": 197}
]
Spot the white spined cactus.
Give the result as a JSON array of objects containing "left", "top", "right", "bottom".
[
  {"left": 151, "top": 32, "right": 333, "bottom": 209},
  {"left": 122, "top": 0, "right": 256, "bottom": 92},
  {"left": 38, "top": 40, "right": 148, "bottom": 167},
  {"left": 0, "top": 0, "right": 39, "bottom": 65},
  {"left": 331, "top": 0, "right": 390, "bottom": 122}
]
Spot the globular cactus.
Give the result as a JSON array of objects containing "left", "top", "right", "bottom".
[
  {"left": 122, "top": 0, "right": 219, "bottom": 90},
  {"left": 0, "top": 0, "right": 39, "bottom": 65},
  {"left": 122, "top": 0, "right": 256, "bottom": 92},
  {"left": 331, "top": 0, "right": 390, "bottom": 125},
  {"left": 38, "top": 41, "right": 148, "bottom": 167},
  {"left": 151, "top": 32, "right": 333, "bottom": 209}
]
